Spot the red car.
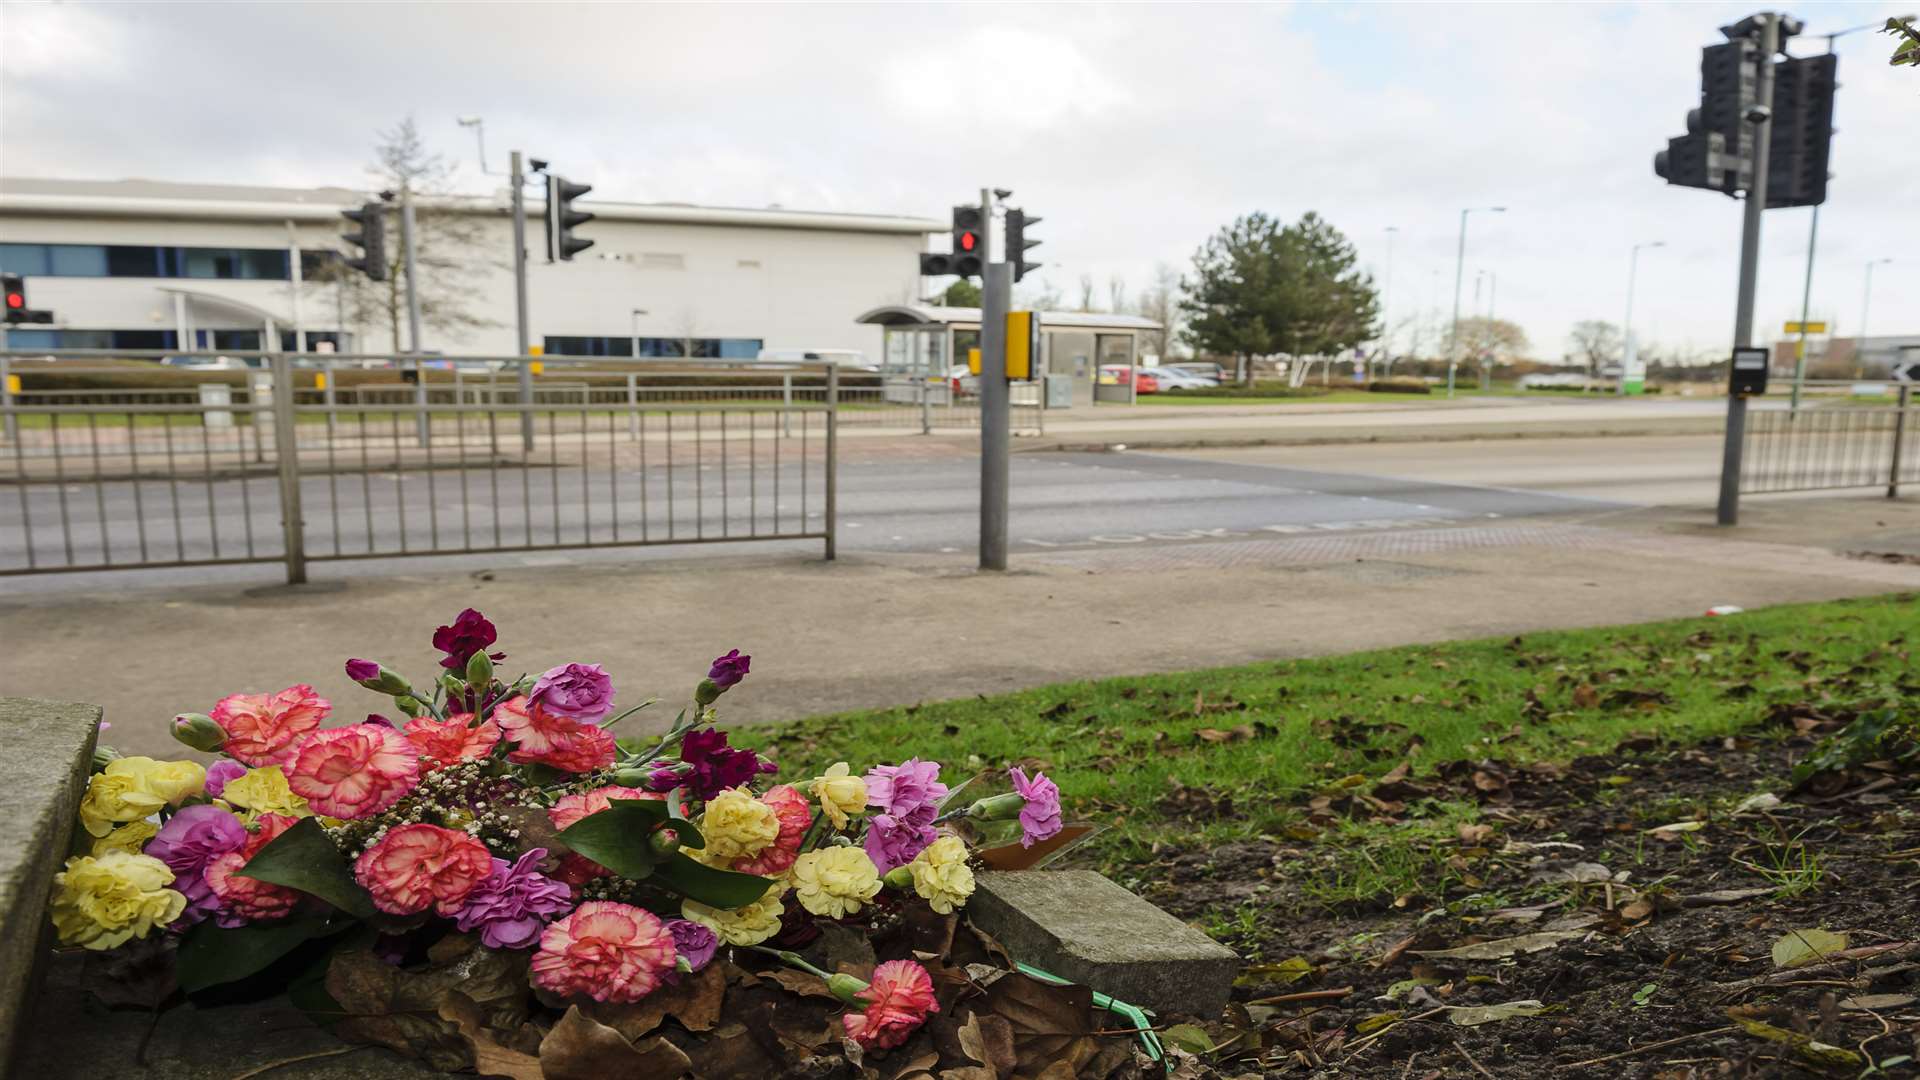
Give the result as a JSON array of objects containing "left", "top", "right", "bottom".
[{"left": 1099, "top": 365, "right": 1160, "bottom": 394}]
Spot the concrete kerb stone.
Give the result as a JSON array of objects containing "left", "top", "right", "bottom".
[
  {"left": 0, "top": 697, "right": 100, "bottom": 1074},
  {"left": 968, "top": 869, "right": 1240, "bottom": 1019}
]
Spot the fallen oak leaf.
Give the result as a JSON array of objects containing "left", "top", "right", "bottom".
[
  {"left": 1447, "top": 999, "right": 1548, "bottom": 1026},
  {"left": 539, "top": 1006, "right": 691, "bottom": 1079},
  {"left": 1771, "top": 928, "right": 1849, "bottom": 969},
  {"left": 437, "top": 991, "right": 541, "bottom": 1080}
]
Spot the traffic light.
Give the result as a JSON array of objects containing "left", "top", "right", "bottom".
[
  {"left": 1766, "top": 53, "right": 1837, "bottom": 208},
  {"left": 545, "top": 175, "right": 595, "bottom": 261},
  {"left": 2, "top": 273, "right": 22, "bottom": 322},
  {"left": 917, "top": 203, "right": 985, "bottom": 278},
  {"left": 1005, "top": 208, "right": 1042, "bottom": 282},
  {"left": 1655, "top": 40, "right": 1756, "bottom": 195},
  {"left": 339, "top": 202, "right": 389, "bottom": 281}
]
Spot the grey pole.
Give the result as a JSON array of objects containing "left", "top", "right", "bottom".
[
  {"left": 1791, "top": 205, "right": 1820, "bottom": 412},
  {"left": 400, "top": 186, "right": 428, "bottom": 446},
  {"left": 979, "top": 187, "right": 1010, "bottom": 571},
  {"left": 271, "top": 352, "right": 307, "bottom": 585},
  {"left": 511, "top": 151, "right": 534, "bottom": 452},
  {"left": 1857, "top": 258, "right": 1890, "bottom": 377},
  {"left": 1378, "top": 226, "right": 1397, "bottom": 377},
  {"left": 1718, "top": 12, "right": 1779, "bottom": 527},
  {"left": 825, "top": 363, "right": 839, "bottom": 561},
  {"left": 1620, "top": 242, "right": 1663, "bottom": 396},
  {"left": 1446, "top": 210, "right": 1467, "bottom": 398}
]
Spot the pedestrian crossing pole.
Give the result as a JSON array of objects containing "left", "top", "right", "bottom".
[
  {"left": 1717, "top": 12, "right": 1779, "bottom": 527},
  {"left": 979, "top": 186, "right": 1011, "bottom": 571}
]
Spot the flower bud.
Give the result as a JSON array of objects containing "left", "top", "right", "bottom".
[
  {"left": 648, "top": 828, "right": 682, "bottom": 857},
  {"left": 675, "top": 955, "right": 694, "bottom": 974},
  {"left": 394, "top": 695, "right": 426, "bottom": 718},
  {"left": 90, "top": 745, "right": 123, "bottom": 772},
  {"left": 694, "top": 679, "right": 722, "bottom": 707},
  {"left": 439, "top": 673, "right": 465, "bottom": 699},
  {"left": 966, "top": 792, "right": 1027, "bottom": 822},
  {"left": 170, "top": 712, "right": 227, "bottom": 753},
  {"left": 613, "top": 768, "right": 653, "bottom": 788},
  {"left": 347, "top": 659, "right": 413, "bottom": 696},
  {"left": 883, "top": 865, "right": 916, "bottom": 891},
  {"left": 464, "top": 649, "right": 494, "bottom": 688},
  {"left": 826, "top": 972, "right": 870, "bottom": 1006}
]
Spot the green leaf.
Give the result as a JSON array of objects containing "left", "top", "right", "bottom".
[
  {"left": 175, "top": 915, "right": 343, "bottom": 993},
  {"left": 1771, "top": 928, "right": 1849, "bottom": 969},
  {"left": 1163, "top": 1022, "right": 1214, "bottom": 1054},
  {"left": 236, "top": 816, "right": 377, "bottom": 919},
  {"left": 555, "top": 798, "right": 673, "bottom": 879},
  {"left": 652, "top": 852, "right": 773, "bottom": 909},
  {"left": 614, "top": 797, "right": 703, "bottom": 849}
]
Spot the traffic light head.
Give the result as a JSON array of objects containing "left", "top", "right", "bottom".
[
  {"left": 547, "top": 176, "right": 596, "bottom": 261},
  {"left": 339, "top": 202, "right": 389, "bottom": 282},
  {"left": 950, "top": 205, "right": 983, "bottom": 278},
  {"left": 1005, "top": 208, "right": 1042, "bottom": 282},
  {"left": 3, "top": 273, "right": 22, "bottom": 317}
]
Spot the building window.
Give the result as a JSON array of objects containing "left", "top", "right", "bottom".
[
  {"left": 543, "top": 336, "right": 764, "bottom": 359},
  {"left": 0, "top": 243, "right": 298, "bottom": 280},
  {"left": 280, "top": 331, "right": 344, "bottom": 351},
  {"left": 0, "top": 329, "right": 183, "bottom": 350}
]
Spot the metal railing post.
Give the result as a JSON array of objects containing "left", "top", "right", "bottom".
[
  {"left": 0, "top": 353, "right": 14, "bottom": 443},
  {"left": 322, "top": 356, "right": 337, "bottom": 439},
  {"left": 1891, "top": 385, "right": 1911, "bottom": 499},
  {"left": 825, "top": 364, "right": 838, "bottom": 561},
  {"left": 920, "top": 371, "right": 932, "bottom": 435},
  {"left": 271, "top": 353, "right": 307, "bottom": 584},
  {"left": 783, "top": 372, "right": 793, "bottom": 438},
  {"left": 627, "top": 373, "right": 640, "bottom": 441}
]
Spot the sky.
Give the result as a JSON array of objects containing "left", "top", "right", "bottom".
[{"left": 2, "top": 1, "right": 1915, "bottom": 361}]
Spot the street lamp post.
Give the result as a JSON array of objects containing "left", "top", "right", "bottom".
[
  {"left": 1620, "top": 241, "right": 1665, "bottom": 396},
  {"left": 1857, "top": 258, "right": 1893, "bottom": 377},
  {"left": 1379, "top": 226, "right": 1398, "bottom": 378},
  {"left": 1446, "top": 206, "right": 1504, "bottom": 398},
  {"left": 630, "top": 307, "right": 649, "bottom": 360}
]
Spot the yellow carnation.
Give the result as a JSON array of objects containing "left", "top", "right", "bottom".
[
  {"left": 91, "top": 820, "right": 159, "bottom": 858},
  {"left": 699, "top": 787, "right": 779, "bottom": 860},
  {"left": 105, "top": 757, "right": 206, "bottom": 806},
  {"left": 77, "top": 772, "right": 166, "bottom": 838},
  {"left": 791, "top": 846, "right": 882, "bottom": 918},
  {"left": 809, "top": 762, "right": 868, "bottom": 830},
  {"left": 907, "top": 835, "right": 975, "bottom": 914},
  {"left": 50, "top": 851, "right": 187, "bottom": 950},
  {"left": 217, "top": 766, "right": 310, "bottom": 822},
  {"left": 682, "top": 889, "right": 785, "bottom": 946}
]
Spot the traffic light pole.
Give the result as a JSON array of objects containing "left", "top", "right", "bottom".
[
  {"left": 1718, "top": 12, "right": 1780, "bottom": 528},
  {"left": 978, "top": 187, "right": 1010, "bottom": 572},
  {"left": 400, "top": 185, "right": 429, "bottom": 447},
  {"left": 511, "top": 151, "right": 534, "bottom": 452}
]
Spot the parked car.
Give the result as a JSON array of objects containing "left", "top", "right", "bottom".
[
  {"left": 160, "top": 355, "right": 257, "bottom": 371},
  {"left": 1143, "top": 366, "right": 1216, "bottom": 391},
  {"left": 1098, "top": 365, "right": 1162, "bottom": 394},
  {"left": 1166, "top": 362, "right": 1227, "bottom": 382}
]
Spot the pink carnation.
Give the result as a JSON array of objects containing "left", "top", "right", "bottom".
[
  {"left": 205, "top": 813, "right": 304, "bottom": 924},
  {"left": 403, "top": 713, "right": 502, "bottom": 772},
  {"left": 842, "top": 959, "right": 939, "bottom": 1051},
  {"left": 733, "top": 784, "right": 811, "bottom": 877},
  {"left": 285, "top": 724, "right": 421, "bottom": 819},
  {"left": 548, "top": 785, "right": 663, "bottom": 831},
  {"left": 210, "top": 685, "right": 330, "bottom": 767},
  {"left": 529, "top": 900, "right": 678, "bottom": 1003},
  {"left": 495, "top": 696, "right": 617, "bottom": 774},
  {"left": 352, "top": 823, "right": 493, "bottom": 916}
]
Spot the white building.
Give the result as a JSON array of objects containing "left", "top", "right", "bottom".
[{"left": 0, "top": 177, "right": 940, "bottom": 360}]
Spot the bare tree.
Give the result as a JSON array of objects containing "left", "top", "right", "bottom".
[
  {"left": 1077, "top": 273, "right": 1097, "bottom": 313},
  {"left": 1106, "top": 276, "right": 1127, "bottom": 316},
  {"left": 317, "top": 116, "right": 499, "bottom": 352},
  {"left": 1568, "top": 319, "right": 1622, "bottom": 386},
  {"left": 1132, "top": 262, "right": 1183, "bottom": 361},
  {"left": 1016, "top": 278, "right": 1064, "bottom": 313},
  {"left": 1455, "top": 316, "right": 1530, "bottom": 385}
]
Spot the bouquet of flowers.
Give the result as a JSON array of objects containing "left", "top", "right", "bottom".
[{"left": 46, "top": 609, "right": 1117, "bottom": 1075}]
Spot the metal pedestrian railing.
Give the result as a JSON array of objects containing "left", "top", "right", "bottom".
[
  {"left": 1741, "top": 391, "right": 1917, "bottom": 497},
  {"left": 0, "top": 350, "right": 839, "bottom": 581}
]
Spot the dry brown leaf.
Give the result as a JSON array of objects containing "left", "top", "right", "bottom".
[
  {"left": 437, "top": 991, "right": 542, "bottom": 1080},
  {"left": 586, "top": 963, "right": 729, "bottom": 1038},
  {"left": 1411, "top": 930, "right": 1584, "bottom": 961},
  {"left": 324, "top": 937, "right": 530, "bottom": 1072},
  {"left": 539, "top": 1006, "right": 692, "bottom": 1079},
  {"left": 1456, "top": 823, "right": 1495, "bottom": 846}
]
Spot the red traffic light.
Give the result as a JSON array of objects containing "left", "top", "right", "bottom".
[
  {"left": 958, "top": 230, "right": 978, "bottom": 252},
  {"left": 5, "top": 294, "right": 21, "bottom": 309}
]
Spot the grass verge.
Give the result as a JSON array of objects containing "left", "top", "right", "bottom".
[{"left": 743, "top": 593, "right": 1918, "bottom": 874}]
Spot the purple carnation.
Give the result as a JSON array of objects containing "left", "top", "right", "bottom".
[
  {"left": 203, "top": 760, "right": 248, "bottom": 800},
  {"left": 344, "top": 658, "right": 381, "bottom": 682},
  {"left": 432, "top": 608, "right": 503, "bottom": 671},
  {"left": 864, "top": 813, "right": 938, "bottom": 873},
  {"left": 1009, "top": 767, "right": 1063, "bottom": 848},
  {"left": 451, "top": 848, "right": 574, "bottom": 950},
  {"left": 652, "top": 728, "right": 773, "bottom": 801},
  {"left": 866, "top": 759, "right": 948, "bottom": 822},
  {"left": 707, "top": 649, "right": 751, "bottom": 690},
  {"left": 529, "top": 662, "right": 615, "bottom": 722},
  {"left": 666, "top": 918, "right": 719, "bottom": 972},
  {"left": 145, "top": 804, "right": 247, "bottom": 923}
]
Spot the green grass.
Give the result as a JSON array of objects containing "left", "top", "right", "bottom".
[{"left": 743, "top": 594, "right": 1919, "bottom": 873}]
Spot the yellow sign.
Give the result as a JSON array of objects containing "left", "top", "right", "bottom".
[
  {"left": 529, "top": 361, "right": 545, "bottom": 375},
  {"left": 967, "top": 348, "right": 982, "bottom": 376},
  {"left": 1006, "top": 311, "right": 1035, "bottom": 380},
  {"left": 527, "top": 344, "right": 545, "bottom": 357},
  {"left": 1784, "top": 321, "right": 1828, "bottom": 334},
  {"left": 4, "top": 374, "right": 19, "bottom": 395},
  {"left": 313, "top": 373, "right": 328, "bottom": 390}
]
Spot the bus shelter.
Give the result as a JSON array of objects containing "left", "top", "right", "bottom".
[{"left": 854, "top": 305, "right": 1161, "bottom": 408}]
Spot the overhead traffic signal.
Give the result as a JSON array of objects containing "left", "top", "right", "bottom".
[
  {"left": 339, "top": 202, "right": 389, "bottom": 281},
  {"left": 1004, "top": 209, "right": 1041, "bottom": 282},
  {"left": 545, "top": 175, "right": 595, "bottom": 261},
  {"left": 1655, "top": 16, "right": 1828, "bottom": 207},
  {"left": 1655, "top": 39, "right": 1756, "bottom": 195}
]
